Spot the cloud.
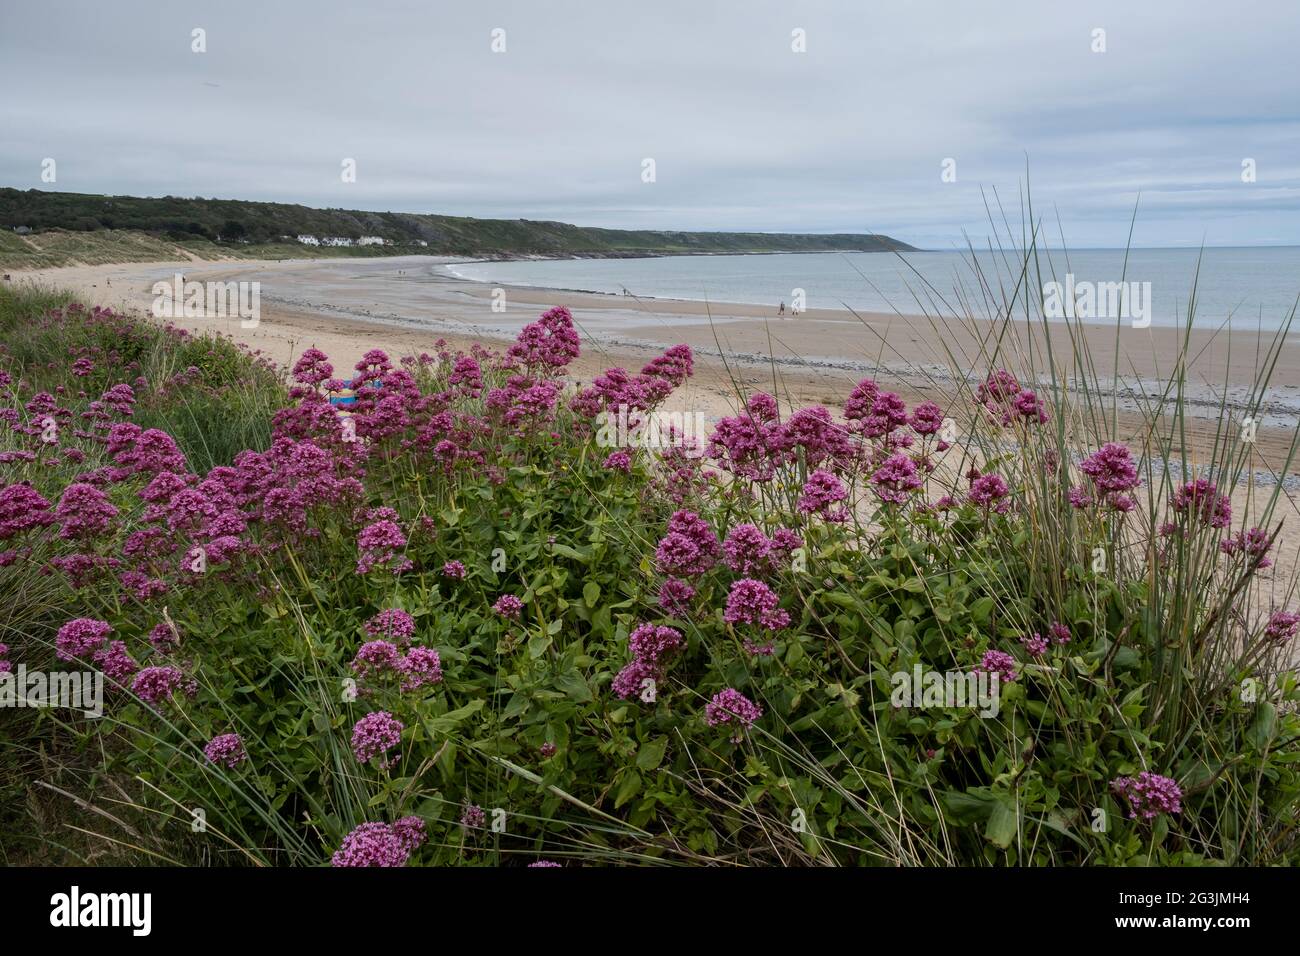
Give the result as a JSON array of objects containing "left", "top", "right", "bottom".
[{"left": 2, "top": 0, "right": 1298, "bottom": 246}]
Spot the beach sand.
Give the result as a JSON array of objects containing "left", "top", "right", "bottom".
[{"left": 8, "top": 254, "right": 1300, "bottom": 586}]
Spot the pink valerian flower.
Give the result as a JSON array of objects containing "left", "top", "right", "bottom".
[
  {"left": 724, "top": 578, "right": 791, "bottom": 631},
  {"left": 746, "top": 392, "right": 779, "bottom": 421},
  {"left": 448, "top": 355, "right": 483, "bottom": 396},
  {"left": 654, "top": 510, "right": 721, "bottom": 577},
  {"left": 640, "top": 344, "right": 694, "bottom": 388},
  {"left": 507, "top": 306, "right": 581, "bottom": 372},
  {"left": 967, "top": 473, "right": 1010, "bottom": 513},
  {"left": 352, "top": 640, "right": 403, "bottom": 679},
  {"left": 291, "top": 348, "right": 334, "bottom": 386},
  {"left": 768, "top": 527, "right": 803, "bottom": 559},
  {"left": 976, "top": 369, "right": 1023, "bottom": 426},
  {"left": 798, "top": 469, "right": 848, "bottom": 517},
  {"left": 870, "top": 453, "right": 924, "bottom": 505},
  {"left": 1263, "top": 610, "right": 1299, "bottom": 644},
  {"left": 92, "top": 641, "right": 138, "bottom": 682},
  {"left": 48, "top": 553, "right": 120, "bottom": 590},
  {"left": 351, "top": 711, "right": 404, "bottom": 767},
  {"left": 842, "top": 378, "right": 879, "bottom": 424},
  {"left": 611, "top": 657, "right": 659, "bottom": 701},
  {"left": 539, "top": 742, "right": 558, "bottom": 759},
  {"left": 493, "top": 594, "right": 524, "bottom": 619},
  {"left": 399, "top": 646, "right": 443, "bottom": 692},
  {"left": 612, "top": 623, "right": 686, "bottom": 700},
  {"left": 441, "top": 560, "right": 466, "bottom": 580},
  {"left": 657, "top": 577, "right": 696, "bottom": 615},
  {"left": 1020, "top": 633, "right": 1049, "bottom": 658},
  {"left": 1013, "top": 389, "right": 1050, "bottom": 424},
  {"left": 0, "top": 483, "right": 56, "bottom": 540},
  {"left": 704, "top": 688, "right": 763, "bottom": 743},
  {"left": 1049, "top": 622, "right": 1072, "bottom": 645},
  {"left": 1220, "top": 527, "right": 1274, "bottom": 570},
  {"left": 782, "top": 406, "right": 852, "bottom": 467},
  {"left": 1080, "top": 442, "right": 1141, "bottom": 494},
  {"left": 204, "top": 733, "right": 248, "bottom": 769},
  {"left": 460, "top": 804, "right": 487, "bottom": 829},
  {"left": 858, "top": 391, "right": 910, "bottom": 439},
  {"left": 722, "top": 524, "right": 774, "bottom": 575},
  {"left": 707, "top": 406, "right": 785, "bottom": 482},
  {"left": 356, "top": 518, "right": 412, "bottom": 575},
  {"left": 331, "top": 818, "right": 426, "bottom": 867},
  {"left": 391, "top": 815, "right": 426, "bottom": 854},
  {"left": 54, "top": 483, "right": 118, "bottom": 540},
  {"left": 603, "top": 450, "right": 633, "bottom": 473},
  {"left": 908, "top": 401, "right": 946, "bottom": 438},
  {"left": 1110, "top": 772, "right": 1183, "bottom": 820},
  {"left": 56, "top": 618, "right": 111, "bottom": 661},
  {"left": 627, "top": 623, "right": 685, "bottom": 667},
  {"left": 977, "top": 650, "right": 1018, "bottom": 684},
  {"left": 131, "top": 665, "right": 188, "bottom": 706},
  {"left": 1172, "top": 479, "right": 1232, "bottom": 529},
  {"left": 1068, "top": 485, "right": 1093, "bottom": 509},
  {"left": 149, "top": 622, "right": 180, "bottom": 652},
  {"left": 108, "top": 425, "right": 188, "bottom": 477},
  {"left": 571, "top": 367, "right": 651, "bottom": 416},
  {"left": 364, "top": 609, "right": 416, "bottom": 645},
  {"left": 100, "top": 383, "right": 136, "bottom": 417},
  {"left": 0, "top": 643, "right": 10, "bottom": 675}
]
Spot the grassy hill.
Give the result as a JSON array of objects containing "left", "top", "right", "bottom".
[{"left": 0, "top": 188, "right": 915, "bottom": 269}]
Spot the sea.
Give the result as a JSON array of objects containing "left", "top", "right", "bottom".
[{"left": 446, "top": 247, "right": 1300, "bottom": 332}]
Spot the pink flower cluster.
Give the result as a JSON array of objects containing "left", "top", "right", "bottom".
[
  {"left": 1264, "top": 610, "right": 1299, "bottom": 644},
  {"left": 1172, "top": 479, "right": 1232, "bottom": 529},
  {"left": 704, "top": 688, "right": 762, "bottom": 742},
  {"left": 1110, "top": 772, "right": 1183, "bottom": 820},
  {"left": 654, "top": 510, "right": 721, "bottom": 577},
  {"left": 1220, "top": 527, "right": 1273, "bottom": 569},
  {"left": 331, "top": 817, "right": 426, "bottom": 867},
  {"left": 351, "top": 710, "right": 404, "bottom": 767},
  {"left": 1075, "top": 443, "right": 1141, "bottom": 512},
  {"left": 612, "top": 623, "right": 685, "bottom": 700},
  {"left": 204, "top": 732, "right": 247, "bottom": 769}
]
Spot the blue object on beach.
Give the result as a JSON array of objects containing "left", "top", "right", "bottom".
[{"left": 328, "top": 377, "right": 381, "bottom": 407}]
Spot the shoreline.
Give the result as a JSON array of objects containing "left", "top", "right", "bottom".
[{"left": 7, "top": 255, "right": 1299, "bottom": 477}]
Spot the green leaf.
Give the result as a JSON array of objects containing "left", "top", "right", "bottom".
[
  {"left": 985, "top": 798, "right": 1018, "bottom": 849},
  {"left": 424, "top": 698, "right": 485, "bottom": 735},
  {"left": 636, "top": 737, "right": 668, "bottom": 771},
  {"left": 554, "top": 668, "right": 593, "bottom": 702},
  {"left": 1247, "top": 702, "right": 1277, "bottom": 750},
  {"left": 583, "top": 581, "right": 601, "bottom": 607},
  {"left": 614, "top": 771, "right": 642, "bottom": 808}
]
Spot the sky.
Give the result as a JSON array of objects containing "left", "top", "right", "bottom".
[{"left": 2, "top": 0, "right": 1299, "bottom": 249}]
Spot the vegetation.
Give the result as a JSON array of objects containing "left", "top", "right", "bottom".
[
  {"left": 0, "top": 188, "right": 914, "bottom": 269},
  {"left": 1, "top": 243, "right": 1297, "bottom": 865}
]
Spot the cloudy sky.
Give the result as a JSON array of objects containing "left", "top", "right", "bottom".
[{"left": 3, "top": 0, "right": 1298, "bottom": 248}]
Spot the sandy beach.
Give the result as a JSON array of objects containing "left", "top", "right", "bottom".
[{"left": 9, "top": 254, "right": 1299, "bottom": 465}]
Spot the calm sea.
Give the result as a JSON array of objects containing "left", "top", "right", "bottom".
[{"left": 447, "top": 247, "right": 1300, "bottom": 331}]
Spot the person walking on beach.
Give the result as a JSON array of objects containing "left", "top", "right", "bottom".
[{"left": 778, "top": 300, "right": 785, "bottom": 316}]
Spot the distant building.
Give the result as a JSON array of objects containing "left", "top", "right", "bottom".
[
  {"left": 417, "top": 240, "right": 428, "bottom": 247},
  {"left": 296, "top": 234, "right": 321, "bottom": 246},
  {"left": 321, "top": 236, "right": 354, "bottom": 247},
  {"left": 357, "top": 236, "right": 385, "bottom": 246}
]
